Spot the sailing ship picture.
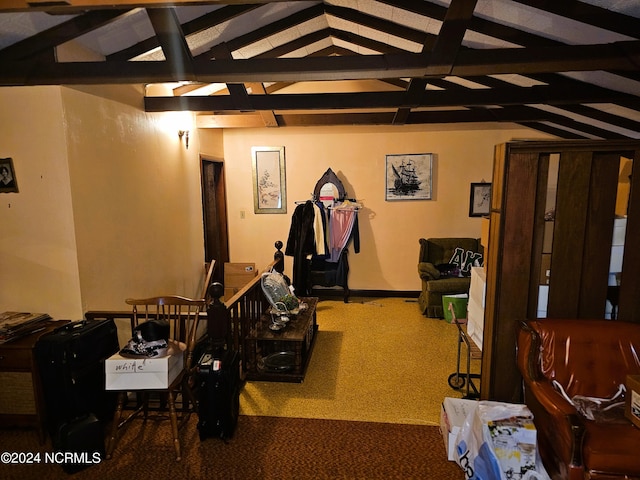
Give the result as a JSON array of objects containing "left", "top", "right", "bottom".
[{"left": 385, "top": 153, "right": 433, "bottom": 201}]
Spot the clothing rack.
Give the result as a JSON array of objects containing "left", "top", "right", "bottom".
[
  {"left": 295, "top": 194, "right": 317, "bottom": 205},
  {"left": 328, "top": 198, "right": 361, "bottom": 210},
  {"left": 294, "top": 197, "right": 361, "bottom": 210},
  {"left": 286, "top": 168, "right": 361, "bottom": 303}
]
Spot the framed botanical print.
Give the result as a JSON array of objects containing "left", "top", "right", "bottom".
[{"left": 251, "top": 146, "right": 286, "bottom": 214}]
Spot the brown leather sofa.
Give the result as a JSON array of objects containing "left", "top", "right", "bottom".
[
  {"left": 517, "top": 318, "right": 640, "bottom": 480},
  {"left": 417, "top": 237, "right": 483, "bottom": 318}
]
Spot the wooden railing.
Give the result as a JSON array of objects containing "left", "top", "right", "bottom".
[
  {"left": 86, "top": 242, "right": 286, "bottom": 381},
  {"left": 206, "top": 241, "right": 285, "bottom": 380}
]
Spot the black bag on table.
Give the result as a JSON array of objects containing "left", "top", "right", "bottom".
[
  {"left": 34, "top": 319, "right": 119, "bottom": 439},
  {"left": 196, "top": 346, "right": 240, "bottom": 441}
]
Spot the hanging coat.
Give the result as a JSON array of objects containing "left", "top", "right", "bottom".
[{"left": 285, "top": 201, "right": 316, "bottom": 296}]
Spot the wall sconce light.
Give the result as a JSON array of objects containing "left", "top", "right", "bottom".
[{"left": 178, "top": 130, "right": 190, "bottom": 149}]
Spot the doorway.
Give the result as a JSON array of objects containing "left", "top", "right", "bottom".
[{"left": 201, "top": 156, "right": 229, "bottom": 285}]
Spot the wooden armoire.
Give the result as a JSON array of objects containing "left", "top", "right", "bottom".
[{"left": 482, "top": 140, "right": 640, "bottom": 403}]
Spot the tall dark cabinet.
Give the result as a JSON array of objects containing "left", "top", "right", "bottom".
[{"left": 482, "top": 140, "right": 640, "bottom": 403}]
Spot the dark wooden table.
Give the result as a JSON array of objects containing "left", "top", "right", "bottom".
[
  {"left": 0, "top": 320, "right": 69, "bottom": 441},
  {"left": 245, "top": 297, "right": 318, "bottom": 383}
]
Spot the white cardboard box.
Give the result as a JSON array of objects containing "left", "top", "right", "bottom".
[
  {"left": 440, "top": 397, "right": 478, "bottom": 461},
  {"left": 537, "top": 285, "right": 549, "bottom": 318},
  {"left": 466, "top": 298, "right": 484, "bottom": 351},
  {"left": 610, "top": 245, "right": 624, "bottom": 273},
  {"left": 105, "top": 351, "right": 184, "bottom": 390},
  {"left": 612, "top": 217, "right": 627, "bottom": 246},
  {"left": 469, "top": 267, "right": 486, "bottom": 308}
]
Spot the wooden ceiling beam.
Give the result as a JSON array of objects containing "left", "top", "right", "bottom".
[
  {"left": 146, "top": 8, "right": 193, "bottom": 77},
  {"left": 144, "top": 84, "right": 640, "bottom": 112},
  {"left": 394, "top": 0, "right": 477, "bottom": 124},
  {"left": 193, "top": 105, "right": 631, "bottom": 138},
  {"left": 1, "top": 40, "right": 638, "bottom": 86},
  {"left": 325, "top": 4, "right": 433, "bottom": 48},
  {"left": 196, "top": 3, "right": 325, "bottom": 60},
  {"left": 191, "top": 106, "right": 562, "bottom": 128},
  {"left": 107, "top": 4, "right": 260, "bottom": 61},
  {"left": 517, "top": 121, "right": 587, "bottom": 139},
  {"left": 512, "top": 0, "right": 640, "bottom": 38},
  {"left": 0, "top": 1, "right": 295, "bottom": 13}
]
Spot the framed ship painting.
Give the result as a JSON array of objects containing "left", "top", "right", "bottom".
[{"left": 385, "top": 153, "right": 432, "bottom": 201}]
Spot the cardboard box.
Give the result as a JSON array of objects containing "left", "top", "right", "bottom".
[
  {"left": 610, "top": 246, "right": 624, "bottom": 273},
  {"left": 625, "top": 374, "right": 640, "bottom": 428},
  {"left": 224, "top": 262, "right": 256, "bottom": 299},
  {"left": 612, "top": 217, "right": 627, "bottom": 246},
  {"left": 443, "top": 294, "right": 468, "bottom": 323},
  {"left": 105, "top": 351, "right": 183, "bottom": 390},
  {"left": 469, "top": 267, "right": 486, "bottom": 308},
  {"left": 466, "top": 298, "right": 484, "bottom": 351},
  {"left": 440, "top": 397, "right": 478, "bottom": 461},
  {"left": 537, "top": 285, "right": 549, "bottom": 318}
]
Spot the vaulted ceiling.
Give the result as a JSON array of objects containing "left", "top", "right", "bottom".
[{"left": 1, "top": 0, "right": 639, "bottom": 138}]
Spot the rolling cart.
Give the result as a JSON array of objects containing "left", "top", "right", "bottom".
[{"left": 446, "top": 303, "right": 482, "bottom": 399}]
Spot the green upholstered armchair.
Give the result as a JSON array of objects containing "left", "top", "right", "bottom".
[{"left": 417, "top": 237, "right": 483, "bottom": 318}]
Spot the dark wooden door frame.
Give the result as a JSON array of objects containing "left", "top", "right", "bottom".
[
  {"left": 483, "top": 140, "right": 640, "bottom": 403},
  {"left": 201, "top": 155, "right": 229, "bottom": 285}
]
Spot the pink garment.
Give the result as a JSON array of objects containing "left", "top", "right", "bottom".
[{"left": 329, "top": 208, "right": 356, "bottom": 262}]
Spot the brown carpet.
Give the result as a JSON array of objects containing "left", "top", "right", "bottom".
[{"left": 0, "top": 415, "right": 463, "bottom": 480}]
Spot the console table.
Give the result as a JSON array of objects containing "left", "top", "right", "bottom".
[
  {"left": 245, "top": 297, "right": 318, "bottom": 383},
  {"left": 0, "top": 320, "right": 69, "bottom": 441}
]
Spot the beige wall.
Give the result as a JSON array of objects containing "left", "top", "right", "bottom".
[
  {"left": 215, "top": 124, "right": 553, "bottom": 292},
  {"left": 61, "top": 86, "right": 207, "bottom": 311},
  {"left": 0, "top": 87, "right": 83, "bottom": 318},
  {"left": 0, "top": 85, "right": 207, "bottom": 319}
]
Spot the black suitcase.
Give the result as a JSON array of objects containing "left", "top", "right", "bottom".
[
  {"left": 197, "top": 347, "right": 240, "bottom": 441},
  {"left": 55, "top": 413, "right": 105, "bottom": 474},
  {"left": 34, "top": 319, "right": 119, "bottom": 438}
]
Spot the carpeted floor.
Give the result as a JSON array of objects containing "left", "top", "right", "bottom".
[
  {"left": 241, "top": 297, "right": 480, "bottom": 426},
  {"left": 0, "top": 415, "right": 463, "bottom": 480}
]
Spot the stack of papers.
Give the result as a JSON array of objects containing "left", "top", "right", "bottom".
[{"left": 0, "top": 311, "right": 51, "bottom": 344}]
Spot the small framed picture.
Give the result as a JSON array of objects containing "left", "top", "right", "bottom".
[
  {"left": 385, "top": 153, "right": 433, "bottom": 201},
  {"left": 469, "top": 182, "right": 491, "bottom": 217},
  {"left": 251, "top": 146, "right": 286, "bottom": 214},
  {"left": 0, "top": 157, "right": 18, "bottom": 193}
]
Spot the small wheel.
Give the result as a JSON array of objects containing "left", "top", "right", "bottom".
[{"left": 448, "top": 372, "right": 466, "bottom": 390}]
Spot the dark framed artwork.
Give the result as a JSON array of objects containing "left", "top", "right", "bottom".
[
  {"left": 251, "top": 146, "right": 286, "bottom": 214},
  {"left": 469, "top": 182, "right": 491, "bottom": 217},
  {"left": 0, "top": 157, "right": 18, "bottom": 193},
  {"left": 385, "top": 153, "right": 433, "bottom": 201}
]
